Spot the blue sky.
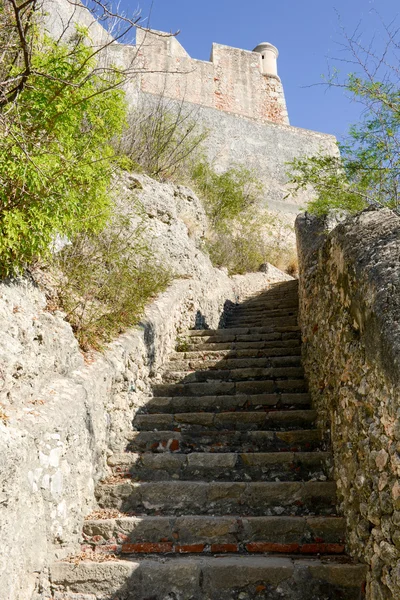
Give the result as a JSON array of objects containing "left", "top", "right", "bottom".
[{"left": 119, "top": 0, "right": 399, "bottom": 140}]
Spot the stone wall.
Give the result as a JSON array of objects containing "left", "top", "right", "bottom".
[
  {"left": 133, "top": 93, "right": 337, "bottom": 227},
  {"left": 41, "top": 1, "right": 288, "bottom": 126},
  {"left": 0, "top": 173, "right": 291, "bottom": 600},
  {"left": 130, "top": 29, "right": 289, "bottom": 126},
  {"left": 296, "top": 208, "right": 400, "bottom": 600}
]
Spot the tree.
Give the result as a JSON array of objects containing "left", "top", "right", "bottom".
[
  {"left": 287, "top": 15, "right": 400, "bottom": 216},
  {"left": 0, "top": 0, "right": 176, "bottom": 276}
]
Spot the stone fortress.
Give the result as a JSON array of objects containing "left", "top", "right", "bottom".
[
  {"left": 44, "top": 0, "right": 337, "bottom": 222},
  {"left": 124, "top": 30, "right": 289, "bottom": 126}
]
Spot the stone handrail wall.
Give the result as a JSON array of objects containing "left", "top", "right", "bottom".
[{"left": 296, "top": 208, "right": 400, "bottom": 600}]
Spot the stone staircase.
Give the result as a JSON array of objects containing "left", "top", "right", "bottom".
[{"left": 51, "top": 280, "right": 367, "bottom": 599}]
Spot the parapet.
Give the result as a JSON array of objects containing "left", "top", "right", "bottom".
[
  {"left": 133, "top": 29, "right": 289, "bottom": 125},
  {"left": 42, "top": 0, "right": 289, "bottom": 125}
]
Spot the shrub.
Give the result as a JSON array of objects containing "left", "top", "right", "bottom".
[
  {"left": 0, "top": 30, "right": 126, "bottom": 277},
  {"left": 119, "top": 95, "right": 208, "bottom": 180},
  {"left": 51, "top": 206, "right": 171, "bottom": 351},
  {"left": 190, "top": 161, "right": 263, "bottom": 230}
]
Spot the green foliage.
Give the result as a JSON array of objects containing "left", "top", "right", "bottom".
[
  {"left": 288, "top": 71, "right": 400, "bottom": 215},
  {"left": 191, "top": 161, "right": 264, "bottom": 230},
  {"left": 189, "top": 160, "right": 282, "bottom": 275},
  {"left": 52, "top": 207, "right": 171, "bottom": 351},
  {"left": 0, "top": 31, "right": 126, "bottom": 276},
  {"left": 288, "top": 153, "right": 369, "bottom": 216},
  {"left": 119, "top": 96, "right": 208, "bottom": 179}
]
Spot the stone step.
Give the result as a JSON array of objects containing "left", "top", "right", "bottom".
[
  {"left": 50, "top": 556, "right": 367, "bottom": 600},
  {"left": 227, "top": 300, "right": 298, "bottom": 310},
  {"left": 187, "top": 326, "right": 301, "bottom": 338},
  {"left": 225, "top": 322, "right": 298, "bottom": 330},
  {"left": 181, "top": 334, "right": 301, "bottom": 356},
  {"left": 133, "top": 410, "right": 316, "bottom": 432},
  {"left": 171, "top": 348, "right": 302, "bottom": 362},
  {"left": 182, "top": 339, "right": 301, "bottom": 352},
  {"left": 185, "top": 333, "right": 301, "bottom": 348},
  {"left": 153, "top": 379, "right": 308, "bottom": 397},
  {"left": 228, "top": 304, "right": 298, "bottom": 313},
  {"left": 162, "top": 366, "right": 305, "bottom": 383},
  {"left": 127, "top": 428, "right": 324, "bottom": 454},
  {"left": 224, "top": 316, "right": 299, "bottom": 328},
  {"left": 108, "top": 451, "right": 332, "bottom": 482},
  {"left": 82, "top": 515, "right": 345, "bottom": 555},
  {"left": 168, "top": 355, "right": 302, "bottom": 372},
  {"left": 225, "top": 310, "right": 298, "bottom": 322},
  {"left": 95, "top": 480, "right": 337, "bottom": 516},
  {"left": 144, "top": 393, "right": 312, "bottom": 414},
  {"left": 224, "top": 321, "right": 298, "bottom": 330}
]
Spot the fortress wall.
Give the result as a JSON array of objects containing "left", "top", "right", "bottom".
[
  {"left": 41, "top": 0, "right": 336, "bottom": 225},
  {"left": 136, "top": 93, "right": 337, "bottom": 224},
  {"left": 133, "top": 29, "right": 289, "bottom": 125}
]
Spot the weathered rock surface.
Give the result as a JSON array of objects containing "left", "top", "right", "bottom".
[{"left": 296, "top": 208, "right": 400, "bottom": 600}]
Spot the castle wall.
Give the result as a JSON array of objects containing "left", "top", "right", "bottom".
[
  {"left": 129, "top": 29, "right": 289, "bottom": 126},
  {"left": 41, "top": 0, "right": 289, "bottom": 127},
  {"left": 135, "top": 93, "right": 337, "bottom": 225}
]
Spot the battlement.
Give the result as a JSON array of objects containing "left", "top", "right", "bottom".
[
  {"left": 131, "top": 29, "right": 289, "bottom": 125},
  {"left": 42, "top": 0, "right": 288, "bottom": 125}
]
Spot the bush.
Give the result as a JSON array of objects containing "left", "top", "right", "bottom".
[
  {"left": 0, "top": 30, "right": 126, "bottom": 277},
  {"left": 205, "top": 209, "right": 270, "bottom": 275},
  {"left": 190, "top": 161, "right": 263, "bottom": 229},
  {"left": 51, "top": 206, "right": 171, "bottom": 351},
  {"left": 190, "top": 160, "right": 281, "bottom": 274},
  {"left": 119, "top": 96, "right": 207, "bottom": 180}
]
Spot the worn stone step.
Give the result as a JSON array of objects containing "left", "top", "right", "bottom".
[
  {"left": 225, "top": 311, "right": 298, "bottom": 323},
  {"left": 95, "top": 480, "right": 337, "bottom": 516},
  {"left": 182, "top": 339, "right": 301, "bottom": 352},
  {"left": 82, "top": 515, "right": 345, "bottom": 554},
  {"left": 127, "top": 428, "right": 324, "bottom": 453},
  {"left": 108, "top": 451, "right": 332, "bottom": 482},
  {"left": 187, "top": 326, "right": 301, "bottom": 338},
  {"left": 153, "top": 379, "right": 308, "bottom": 397},
  {"left": 185, "top": 333, "right": 301, "bottom": 349},
  {"left": 168, "top": 355, "right": 302, "bottom": 372},
  {"left": 171, "top": 348, "right": 302, "bottom": 363},
  {"left": 144, "top": 393, "right": 312, "bottom": 414},
  {"left": 230, "top": 302, "right": 298, "bottom": 313},
  {"left": 50, "top": 556, "right": 367, "bottom": 600},
  {"left": 225, "top": 316, "right": 298, "bottom": 328},
  {"left": 225, "top": 312, "right": 298, "bottom": 321},
  {"left": 228, "top": 304, "right": 298, "bottom": 313},
  {"left": 225, "top": 322, "right": 298, "bottom": 330},
  {"left": 227, "top": 304, "right": 298, "bottom": 312},
  {"left": 133, "top": 410, "right": 316, "bottom": 432},
  {"left": 163, "top": 366, "right": 305, "bottom": 383}
]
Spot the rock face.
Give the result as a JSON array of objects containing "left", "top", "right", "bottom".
[
  {"left": 296, "top": 208, "right": 400, "bottom": 600},
  {"left": 0, "top": 174, "right": 291, "bottom": 600}
]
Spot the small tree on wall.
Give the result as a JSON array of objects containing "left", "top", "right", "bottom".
[{"left": 287, "top": 15, "right": 400, "bottom": 216}]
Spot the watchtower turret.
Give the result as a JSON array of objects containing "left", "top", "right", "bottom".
[{"left": 253, "top": 42, "right": 279, "bottom": 77}]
